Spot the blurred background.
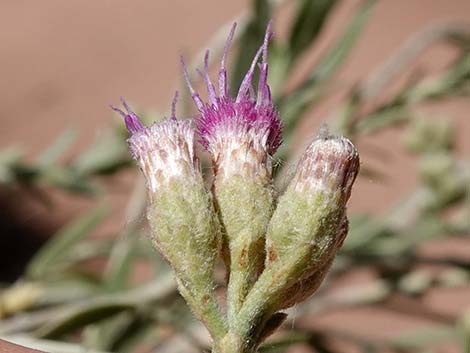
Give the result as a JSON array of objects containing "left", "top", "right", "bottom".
[{"left": 0, "top": 1, "right": 469, "bottom": 352}]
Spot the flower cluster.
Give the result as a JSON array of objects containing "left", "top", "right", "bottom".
[{"left": 113, "top": 21, "right": 359, "bottom": 353}]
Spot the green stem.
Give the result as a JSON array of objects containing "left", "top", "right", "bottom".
[
  {"left": 227, "top": 265, "right": 249, "bottom": 324},
  {"left": 231, "top": 249, "right": 311, "bottom": 350},
  {"left": 213, "top": 253, "right": 310, "bottom": 353},
  {"left": 176, "top": 278, "right": 227, "bottom": 342},
  {"left": 212, "top": 331, "right": 253, "bottom": 353},
  {"left": 215, "top": 177, "right": 274, "bottom": 326},
  {"left": 227, "top": 237, "right": 264, "bottom": 325}
]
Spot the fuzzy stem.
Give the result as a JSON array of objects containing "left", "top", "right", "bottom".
[
  {"left": 214, "top": 177, "right": 274, "bottom": 325},
  {"left": 212, "top": 249, "right": 311, "bottom": 353},
  {"left": 176, "top": 278, "right": 227, "bottom": 341},
  {"left": 237, "top": 254, "right": 307, "bottom": 341},
  {"left": 212, "top": 331, "right": 253, "bottom": 353},
  {"left": 226, "top": 236, "right": 264, "bottom": 324}
]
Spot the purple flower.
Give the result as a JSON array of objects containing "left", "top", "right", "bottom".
[
  {"left": 181, "top": 21, "right": 282, "bottom": 180},
  {"left": 111, "top": 94, "right": 199, "bottom": 192},
  {"left": 111, "top": 98, "right": 145, "bottom": 135}
]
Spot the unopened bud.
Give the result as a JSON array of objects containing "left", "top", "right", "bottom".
[
  {"left": 290, "top": 135, "right": 359, "bottom": 206},
  {"left": 232, "top": 134, "right": 359, "bottom": 347},
  {"left": 264, "top": 134, "right": 359, "bottom": 308}
]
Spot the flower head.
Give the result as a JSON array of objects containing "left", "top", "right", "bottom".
[
  {"left": 111, "top": 95, "right": 199, "bottom": 193},
  {"left": 181, "top": 22, "right": 282, "bottom": 181}
]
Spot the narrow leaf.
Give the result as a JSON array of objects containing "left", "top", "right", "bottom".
[
  {"left": 72, "top": 130, "right": 130, "bottom": 176},
  {"left": 279, "top": 0, "right": 375, "bottom": 134},
  {"left": 288, "top": 0, "right": 338, "bottom": 62},
  {"left": 230, "top": 0, "right": 272, "bottom": 93},
  {"left": 26, "top": 205, "right": 108, "bottom": 279},
  {"left": 37, "top": 129, "right": 78, "bottom": 167}
]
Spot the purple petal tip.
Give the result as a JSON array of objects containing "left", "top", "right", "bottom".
[
  {"left": 111, "top": 99, "right": 144, "bottom": 134},
  {"left": 189, "top": 21, "right": 282, "bottom": 154},
  {"left": 124, "top": 114, "right": 144, "bottom": 134}
]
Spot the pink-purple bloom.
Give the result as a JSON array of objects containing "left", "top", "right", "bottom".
[
  {"left": 181, "top": 22, "right": 282, "bottom": 161},
  {"left": 111, "top": 98, "right": 145, "bottom": 135},
  {"left": 111, "top": 95, "right": 199, "bottom": 193},
  {"left": 113, "top": 22, "right": 283, "bottom": 186}
]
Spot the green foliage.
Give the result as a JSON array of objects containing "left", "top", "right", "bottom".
[
  {"left": 288, "top": 0, "right": 338, "bottom": 62},
  {"left": 231, "top": 0, "right": 272, "bottom": 94},
  {"left": 26, "top": 205, "right": 109, "bottom": 280}
]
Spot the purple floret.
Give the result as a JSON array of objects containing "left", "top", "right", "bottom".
[
  {"left": 181, "top": 21, "right": 282, "bottom": 155},
  {"left": 111, "top": 98, "right": 145, "bottom": 134}
]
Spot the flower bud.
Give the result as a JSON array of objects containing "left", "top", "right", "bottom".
[
  {"left": 263, "top": 133, "right": 359, "bottom": 309},
  {"left": 113, "top": 98, "right": 225, "bottom": 338},
  {"left": 181, "top": 22, "right": 282, "bottom": 321},
  {"left": 277, "top": 216, "right": 348, "bottom": 309},
  {"left": 224, "top": 133, "right": 359, "bottom": 351}
]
